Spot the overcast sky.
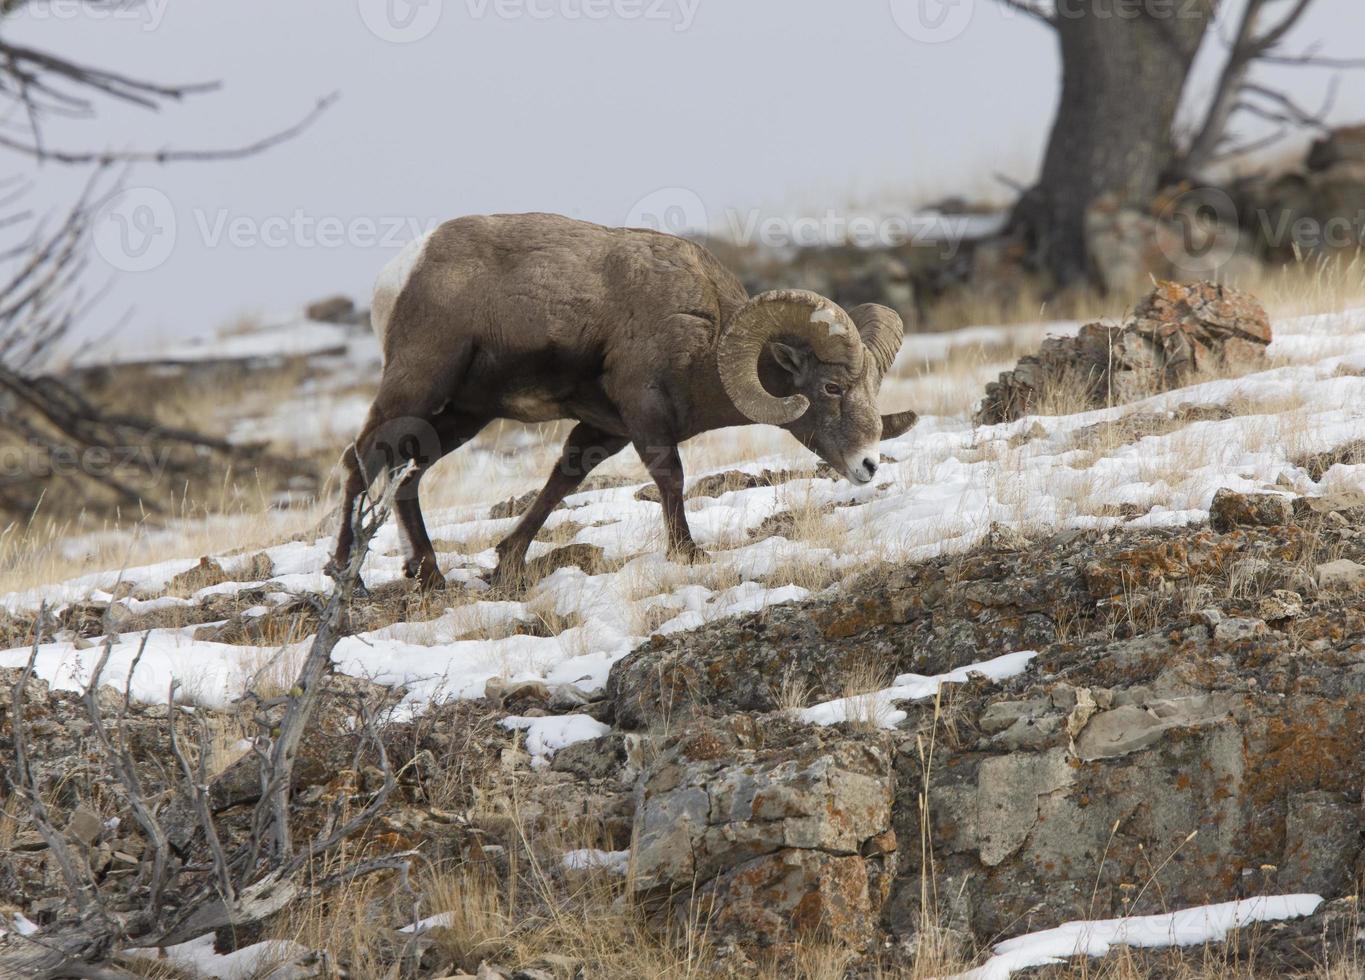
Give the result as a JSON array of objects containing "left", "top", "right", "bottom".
[{"left": 6, "top": 0, "right": 1365, "bottom": 352}]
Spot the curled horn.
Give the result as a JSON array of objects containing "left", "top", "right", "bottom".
[
  {"left": 717, "top": 289, "right": 865, "bottom": 425},
  {"left": 850, "top": 303, "right": 904, "bottom": 378}
]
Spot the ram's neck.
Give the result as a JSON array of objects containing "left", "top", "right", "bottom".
[{"left": 681, "top": 349, "right": 794, "bottom": 441}]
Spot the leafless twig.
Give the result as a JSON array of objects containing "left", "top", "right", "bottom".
[
  {"left": 80, "top": 634, "right": 173, "bottom": 926},
  {"left": 166, "top": 679, "right": 236, "bottom": 908}
]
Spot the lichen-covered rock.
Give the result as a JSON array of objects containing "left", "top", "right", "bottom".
[
  {"left": 1316, "top": 558, "right": 1365, "bottom": 592},
  {"left": 632, "top": 716, "right": 895, "bottom": 948},
  {"left": 975, "top": 281, "right": 1271, "bottom": 425},
  {"left": 607, "top": 501, "right": 1365, "bottom": 957},
  {"left": 1209, "top": 488, "right": 1293, "bottom": 531},
  {"left": 607, "top": 553, "right": 1064, "bottom": 729},
  {"left": 166, "top": 556, "right": 232, "bottom": 595}
]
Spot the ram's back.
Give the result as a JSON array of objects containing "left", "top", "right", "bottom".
[
  {"left": 371, "top": 213, "right": 747, "bottom": 426},
  {"left": 376, "top": 214, "right": 739, "bottom": 351}
]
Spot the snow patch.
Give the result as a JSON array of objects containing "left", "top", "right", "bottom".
[
  {"left": 501, "top": 713, "right": 611, "bottom": 766},
  {"left": 801, "top": 650, "right": 1037, "bottom": 729},
  {"left": 949, "top": 894, "right": 1324, "bottom": 979},
  {"left": 562, "top": 848, "right": 631, "bottom": 874}
]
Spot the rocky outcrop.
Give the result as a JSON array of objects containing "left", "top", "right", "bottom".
[
  {"left": 608, "top": 553, "right": 1062, "bottom": 729},
  {"left": 608, "top": 488, "right": 1365, "bottom": 960},
  {"left": 975, "top": 280, "right": 1271, "bottom": 425},
  {"left": 1208, "top": 487, "right": 1293, "bottom": 531},
  {"left": 632, "top": 715, "right": 896, "bottom": 948}
]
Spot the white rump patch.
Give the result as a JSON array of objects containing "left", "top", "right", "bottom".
[
  {"left": 371, "top": 230, "right": 434, "bottom": 354},
  {"left": 810, "top": 306, "right": 847, "bottom": 336}
]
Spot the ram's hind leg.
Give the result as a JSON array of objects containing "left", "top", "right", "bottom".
[
  {"left": 492, "top": 422, "right": 628, "bottom": 591},
  {"left": 393, "top": 409, "right": 489, "bottom": 590},
  {"left": 330, "top": 440, "right": 374, "bottom": 585},
  {"left": 331, "top": 340, "right": 476, "bottom": 590}
]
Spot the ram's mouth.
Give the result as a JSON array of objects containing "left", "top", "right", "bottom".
[{"left": 819, "top": 455, "right": 873, "bottom": 485}]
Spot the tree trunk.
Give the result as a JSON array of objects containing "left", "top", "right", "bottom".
[{"left": 1012, "top": 0, "right": 1214, "bottom": 288}]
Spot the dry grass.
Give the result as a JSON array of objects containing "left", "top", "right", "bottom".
[
  {"left": 837, "top": 655, "right": 897, "bottom": 731},
  {"left": 0, "top": 792, "right": 19, "bottom": 853},
  {"left": 921, "top": 275, "right": 1113, "bottom": 335}
]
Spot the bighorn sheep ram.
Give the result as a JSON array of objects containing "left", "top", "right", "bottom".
[{"left": 331, "top": 212, "right": 917, "bottom": 591}]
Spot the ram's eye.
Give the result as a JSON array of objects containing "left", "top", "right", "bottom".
[{"left": 823, "top": 383, "right": 843, "bottom": 397}]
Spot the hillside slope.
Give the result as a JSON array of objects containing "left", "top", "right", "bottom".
[{"left": 4, "top": 302, "right": 1365, "bottom": 976}]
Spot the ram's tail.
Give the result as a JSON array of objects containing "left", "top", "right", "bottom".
[{"left": 370, "top": 229, "right": 435, "bottom": 356}]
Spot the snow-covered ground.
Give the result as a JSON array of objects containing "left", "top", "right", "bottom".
[
  {"left": 949, "top": 894, "right": 1324, "bottom": 980},
  {"left": 7, "top": 306, "right": 1365, "bottom": 726},
  {"left": 73, "top": 316, "right": 367, "bottom": 368}
]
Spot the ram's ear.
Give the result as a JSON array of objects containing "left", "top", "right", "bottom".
[
  {"left": 770, "top": 342, "right": 809, "bottom": 380},
  {"left": 881, "top": 410, "right": 919, "bottom": 439}
]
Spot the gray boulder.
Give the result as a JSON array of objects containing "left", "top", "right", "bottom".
[{"left": 632, "top": 715, "right": 896, "bottom": 948}]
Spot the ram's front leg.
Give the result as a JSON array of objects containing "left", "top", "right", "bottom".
[{"left": 635, "top": 438, "right": 707, "bottom": 563}]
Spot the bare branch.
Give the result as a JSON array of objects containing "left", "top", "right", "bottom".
[
  {"left": 1240, "top": 78, "right": 1337, "bottom": 132},
  {"left": 1179, "top": 0, "right": 1265, "bottom": 178},
  {"left": 0, "top": 39, "right": 217, "bottom": 111},
  {"left": 1248, "top": 0, "right": 1315, "bottom": 57},
  {"left": 80, "top": 634, "right": 173, "bottom": 923},
  {"left": 8, "top": 608, "right": 101, "bottom": 915},
  {"left": 249, "top": 460, "right": 413, "bottom": 863},
  {"left": 282, "top": 697, "right": 397, "bottom": 877},
  {"left": 1207, "top": 126, "right": 1292, "bottom": 164},
  {"left": 0, "top": 92, "right": 339, "bottom": 166},
  {"left": 994, "top": 0, "right": 1055, "bottom": 27},
  {"left": 1257, "top": 39, "right": 1365, "bottom": 69},
  {"left": 166, "top": 680, "right": 237, "bottom": 907}
]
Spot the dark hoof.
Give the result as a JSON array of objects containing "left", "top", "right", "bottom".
[
  {"left": 405, "top": 558, "right": 447, "bottom": 593},
  {"left": 489, "top": 561, "right": 529, "bottom": 594},
  {"left": 670, "top": 544, "right": 711, "bottom": 565}
]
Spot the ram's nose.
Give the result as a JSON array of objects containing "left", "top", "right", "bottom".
[{"left": 846, "top": 453, "right": 878, "bottom": 484}]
